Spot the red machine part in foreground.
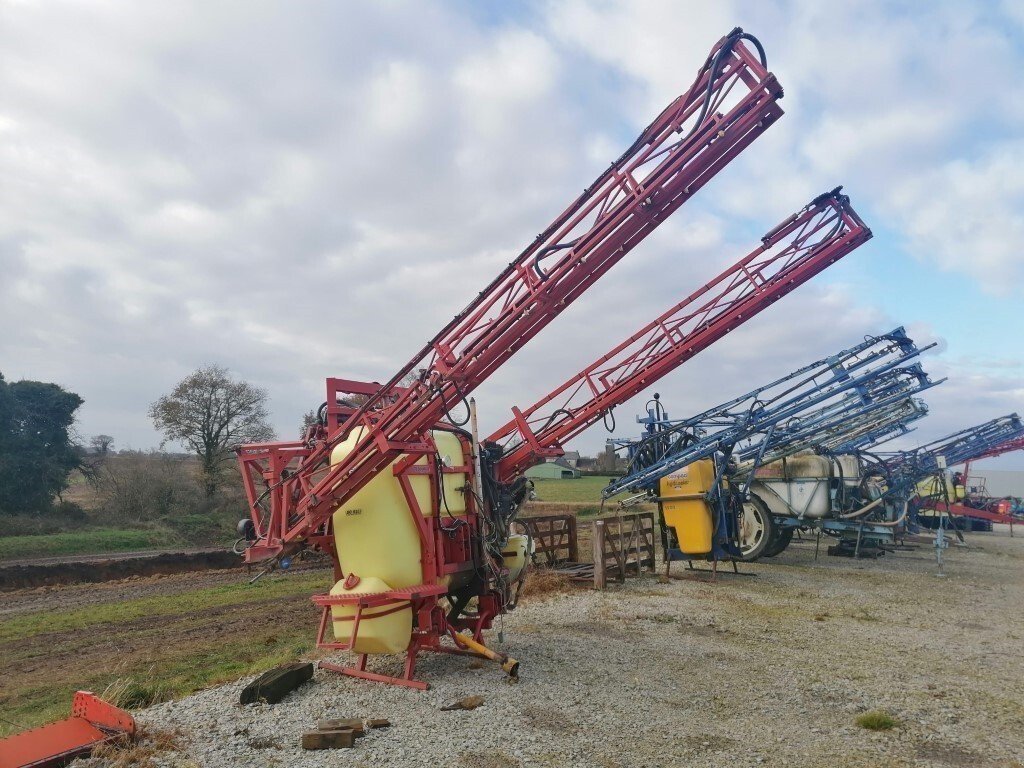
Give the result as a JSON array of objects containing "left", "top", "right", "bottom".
[
  {"left": 0, "top": 692, "right": 135, "bottom": 768},
  {"left": 237, "top": 27, "right": 784, "bottom": 561},
  {"left": 487, "top": 187, "right": 872, "bottom": 481}
]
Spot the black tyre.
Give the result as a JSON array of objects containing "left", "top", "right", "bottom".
[
  {"left": 762, "top": 527, "right": 794, "bottom": 558},
  {"left": 738, "top": 493, "right": 776, "bottom": 562}
]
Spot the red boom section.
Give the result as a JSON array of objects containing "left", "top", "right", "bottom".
[
  {"left": 238, "top": 29, "right": 783, "bottom": 559},
  {"left": 488, "top": 188, "right": 872, "bottom": 480},
  {"left": 968, "top": 436, "right": 1024, "bottom": 463}
]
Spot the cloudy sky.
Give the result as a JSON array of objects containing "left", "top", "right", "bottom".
[{"left": 2, "top": 0, "right": 1023, "bottom": 470}]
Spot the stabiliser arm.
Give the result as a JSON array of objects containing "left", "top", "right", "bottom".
[
  {"left": 238, "top": 28, "right": 784, "bottom": 560},
  {"left": 487, "top": 187, "right": 872, "bottom": 481}
]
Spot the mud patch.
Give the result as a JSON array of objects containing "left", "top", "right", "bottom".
[{"left": 0, "top": 550, "right": 242, "bottom": 591}]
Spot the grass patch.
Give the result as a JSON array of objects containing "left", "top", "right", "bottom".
[
  {"left": 2, "top": 632, "right": 316, "bottom": 737},
  {"left": 0, "top": 571, "right": 325, "bottom": 643},
  {"left": 530, "top": 476, "right": 619, "bottom": 504},
  {"left": 92, "top": 725, "right": 182, "bottom": 768},
  {"left": 0, "top": 573, "right": 323, "bottom": 735},
  {"left": 856, "top": 710, "right": 899, "bottom": 731},
  {"left": 0, "top": 528, "right": 173, "bottom": 562},
  {"left": 519, "top": 568, "right": 578, "bottom": 600}
]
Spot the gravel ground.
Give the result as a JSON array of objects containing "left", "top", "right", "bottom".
[{"left": 81, "top": 527, "right": 1024, "bottom": 768}]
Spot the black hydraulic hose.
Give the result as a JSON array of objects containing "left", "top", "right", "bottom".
[
  {"left": 603, "top": 407, "right": 616, "bottom": 433},
  {"left": 439, "top": 381, "right": 471, "bottom": 427}
]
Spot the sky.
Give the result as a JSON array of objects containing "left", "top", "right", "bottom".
[{"left": 2, "top": 0, "right": 1023, "bottom": 471}]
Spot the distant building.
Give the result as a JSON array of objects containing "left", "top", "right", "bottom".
[
  {"left": 524, "top": 457, "right": 581, "bottom": 479},
  {"left": 562, "top": 451, "right": 581, "bottom": 468}
]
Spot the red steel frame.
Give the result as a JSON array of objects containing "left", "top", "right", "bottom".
[
  {"left": 236, "top": 29, "right": 784, "bottom": 563},
  {"left": 487, "top": 188, "right": 872, "bottom": 480},
  {"left": 235, "top": 29, "right": 784, "bottom": 688}
]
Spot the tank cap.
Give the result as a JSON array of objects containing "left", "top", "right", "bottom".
[{"left": 343, "top": 573, "right": 361, "bottom": 589}]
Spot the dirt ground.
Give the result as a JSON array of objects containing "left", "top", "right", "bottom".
[
  {"left": 59, "top": 525, "right": 1024, "bottom": 768},
  {"left": 8, "top": 526, "right": 1024, "bottom": 766},
  {"left": 0, "top": 566, "right": 329, "bottom": 732}
]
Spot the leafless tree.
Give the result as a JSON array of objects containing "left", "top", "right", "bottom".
[
  {"left": 150, "top": 365, "right": 275, "bottom": 497},
  {"left": 299, "top": 408, "right": 318, "bottom": 438},
  {"left": 90, "top": 434, "right": 115, "bottom": 455},
  {"left": 93, "top": 451, "right": 200, "bottom": 523}
]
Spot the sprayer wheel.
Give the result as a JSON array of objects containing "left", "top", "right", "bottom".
[
  {"left": 738, "top": 494, "right": 775, "bottom": 562},
  {"left": 761, "top": 527, "right": 794, "bottom": 558}
]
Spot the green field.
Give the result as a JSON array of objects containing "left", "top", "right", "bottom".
[
  {"left": 529, "top": 476, "right": 622, "bottom": 504},
  {"left": 0, "top": 528, "right": 173, "bottom": 562}
]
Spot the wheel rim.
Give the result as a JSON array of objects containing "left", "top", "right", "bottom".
[{"left": 740, "top": 502, "right": 767, "bottom": 557}]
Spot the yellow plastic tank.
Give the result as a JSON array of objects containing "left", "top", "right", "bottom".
[
  {"left": 502, "top": 533, "right": 531, "bottom": 582},
  {"left": 329, "top": 574, "right": 412, "bottom": 655},
  {"left": 659, "top": 459, "right": 715, "bottom": 555},
  {"left": 916, "top": 473, "right": 956, "bottom": 500},
  {"left": 330, "top": 427, "right": 468, "bottom": 590}
]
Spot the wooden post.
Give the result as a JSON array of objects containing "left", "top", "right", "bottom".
[
  {"left": 568, "top": 515, "right": 579, "bottom": 562},
  {"left": 593, "top": 520, "right": 606, "bottom": 590}
]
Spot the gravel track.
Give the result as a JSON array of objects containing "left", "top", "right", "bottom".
[{"left": 80, "top": 528, "right": 1024, "bottom": 767}]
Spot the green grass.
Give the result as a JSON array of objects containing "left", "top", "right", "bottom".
[
  {"left": 0, "top": 571, "right": 325, "bottom": 734},
  {"left": 856, "top": 710, "right": 899, "bottom": 731},
  {"left": 530, "top": 476, "right": 622, "bottom": 504},
  {"left": 0, "top": 528, "right": 174, "bottom": 562},
  {"left": 3, "top": 627, "right": 314, "bottom": 735},
  {"left": 0, "top": 571, "right": 325, "bottom": 643}
]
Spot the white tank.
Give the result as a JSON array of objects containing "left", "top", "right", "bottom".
[
  {"left": 752, "top": 453, "right": 832, "bottom": 519},
  {"left": 835, "top": 454, "right": 861, "bottom": 490}
]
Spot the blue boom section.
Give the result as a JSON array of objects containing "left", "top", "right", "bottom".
[
  {"left": 826, "top": 399, "right": 929, "bottom": 453},
  {"left": 603, "top": 327, "right": 939, "bottom": 499},
  {"left": 731, "top": 374, "right": 935, "bottom": 472},
  {"left": 884, "top": 414, "right": 1024, "bottom": 479}
]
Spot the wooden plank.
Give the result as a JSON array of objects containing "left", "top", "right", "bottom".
[
  {"left": 318, "top": 719, "right": 365, "bottom": 734},
  {"left": 302, "top": 730, "right": 356, "bottom": 750},
  {"left": 239, "top": 662, "right": 314, "bottom": 705}
]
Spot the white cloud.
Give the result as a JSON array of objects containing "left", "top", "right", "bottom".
[
  {"left": 890, "top": 139, "right": 1024, "bottom": 294},
  {"left": 0, "top": 0, "right": 1021, "bottom": 471}
]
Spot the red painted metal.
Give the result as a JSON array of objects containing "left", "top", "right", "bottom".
[
  {"left": 0, "top": 692, "right": 135, "bottom": 768},
  {"left": 236, "top": 28, "right": 784, "bottom": 559},
  {"left": 233, "top": 29, "right": 787, "bottom": 689},
  {"left": 966, "top": 436, "right": 1024, "bottom": 464},
  {"left": 921, "top": 498, "right": 1016, "bottom": 526},
  {"left": 487, "top": 188, "right": 872, "bottom": 480}
]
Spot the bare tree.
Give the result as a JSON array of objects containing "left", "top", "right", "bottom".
[
  {"left": 299, "top": 408, "right": 318, "bottom": 438},
  {"left": 94, "top": 450, "right": 200, "bottom": 523},
  {"left": 150, "top": 365, "right": 275, "bottom": 497},
  {"left": 90, "top": 434, "right": 115, "bottom": 455}
]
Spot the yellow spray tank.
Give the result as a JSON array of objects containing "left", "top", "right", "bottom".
[
  {"left": 915, "top": 471, "right": 963, "bottom": 501},
  {"left": 659, "top": 458, "right": 716, "bottom": 555},
  {"left": 501, "top": 533, "right": 531, "bottom": 583},
  {"left": 328, "top": 427, "right": 468, "bottom": 655}
]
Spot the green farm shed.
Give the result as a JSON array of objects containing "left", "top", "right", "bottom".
[{"left": 524, "top": 458, "right": 581, "bottom": 479}]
